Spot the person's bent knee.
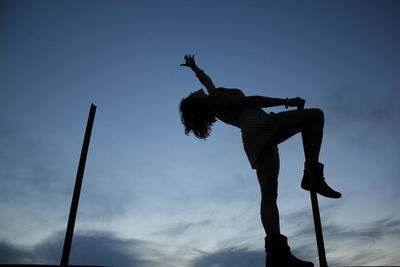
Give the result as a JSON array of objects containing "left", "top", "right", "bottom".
[{"left": 310, "top": 108, "right": 324, "bottom": 125}]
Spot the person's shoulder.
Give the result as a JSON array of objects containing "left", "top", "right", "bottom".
[
  {"left": 208, "top": 89, "right": 226, "bottom": 106},
  {"left": 215, "top": 87, "right": 245, "bottom": 95},
  {"left": 208, "top": 88, "right": 246, "bottom": 110},
  {"left": 209, "top": 88, "right": 239, "bottom": 98}
]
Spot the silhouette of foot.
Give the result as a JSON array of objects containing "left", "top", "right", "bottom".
[
  {"left": 302, "top": 162, "right": 342, "bottom": 199},
  {"left": 302, "top": 176, "right": 342, "bottom": 198},
  {"left": 265, "top": 234, "right": 314, "bottom": 267}
]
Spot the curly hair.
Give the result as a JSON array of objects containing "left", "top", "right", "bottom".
[{"left": 179, "top": 94, "right": 217, "bottom": 139}]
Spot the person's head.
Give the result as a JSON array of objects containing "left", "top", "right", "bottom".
[{"left": 179, "top": 89, "right": 216, "bottom": 139}]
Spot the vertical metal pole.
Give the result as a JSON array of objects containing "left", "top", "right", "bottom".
[
  {"left": 310, "top": 191, "right": 328, "bottom": 267},
  {"left": 296, "top": 103, "right": 328, "bottom": 267},
  {"left": 61, "top": 104, "right": 97, "bottom": 267}
]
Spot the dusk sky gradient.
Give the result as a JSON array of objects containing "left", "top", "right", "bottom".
[{"left": 1, "top": 1, "right": 399, "bottom": 266}]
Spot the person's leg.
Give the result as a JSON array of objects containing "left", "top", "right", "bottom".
[
  {"left": 255, "top": 146, "right": 280, "bottom": 235},
  {"left": 268, "top": 108, "right": 341, "bottom": 199},
  {"left": 256, "top": 148, "right": 314, "bottom": 267},
  {"left": 269, "top": 108, "right": 324, "bottom": 163}
]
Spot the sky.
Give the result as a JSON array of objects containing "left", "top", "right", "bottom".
[{"left": 0, "top": 0, "right": 399, "bottom": 266}]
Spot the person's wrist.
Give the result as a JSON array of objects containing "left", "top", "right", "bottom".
[{"left": 193, "top": 66, "right": 202, "bottom": 73}]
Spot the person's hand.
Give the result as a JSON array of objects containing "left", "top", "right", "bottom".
[
  {"left": 180, "top": 54, "right": 196, "bottom": 68},
  {"left": 286, "top": 97, "right": 305, "bottom": 109}
]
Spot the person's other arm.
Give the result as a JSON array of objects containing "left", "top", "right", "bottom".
[{"left": 211, "top": 94, "right": 305, "bottom": 109}]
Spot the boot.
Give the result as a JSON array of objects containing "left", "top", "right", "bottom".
[
  {"left": 265, "top": 234, "right": 313, "bottom": 267},
  {"left": 301, "top": 162, "right": 342, "bottom": 199}
]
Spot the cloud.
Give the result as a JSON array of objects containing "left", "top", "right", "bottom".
[
  {"left": 282, "top": 206, "right": 400, "bottom": 266},
  {"left": 185, "top": 210, "right": 400, "bottom": 267},
  {"left": 190, "top": 247, "right": 264, "bottom": 267},
  {"left": 0, "top": 231, "right": 163, "bottom": 267},
  {"left": 289, "top": 214, "right": 400, "bottom": 245}
]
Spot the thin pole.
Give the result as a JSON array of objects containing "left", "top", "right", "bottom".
[
  {"left": 296, "top": 103, "right": 328, "bottom": 267},
  {"left": 310, "top": 191, "right": 328, "bottom": 267},
  {"left": 61, "top": 104, "right": 97, "bottom": 267}
]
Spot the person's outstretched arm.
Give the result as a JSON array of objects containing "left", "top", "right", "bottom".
[{"left": 181, "top": 54, "right": 216, "bottom": 94}]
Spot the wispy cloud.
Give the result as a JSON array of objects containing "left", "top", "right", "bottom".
[
  {"left": 152, "top": 219, "right": 214, "bottom": 237},
  {"left": 322, "top": 86, "right": 400, "bottom": 146}
]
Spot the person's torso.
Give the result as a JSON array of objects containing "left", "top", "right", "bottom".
[{"left": 213, "top": 87, "right": 267, "bottom": 128}]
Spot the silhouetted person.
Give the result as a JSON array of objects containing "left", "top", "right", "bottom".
[{"left": 179, "top": 55, "right": 341, "bottom": 267}]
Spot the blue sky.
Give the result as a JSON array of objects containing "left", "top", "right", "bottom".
[{"left": 0, "top": 1, "right": 399, "bottom": 266}]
